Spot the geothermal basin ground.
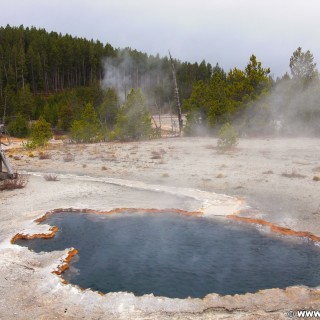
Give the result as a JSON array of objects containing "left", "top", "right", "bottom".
[{"left": 1, "top": 136, "right": 320, "bottom": 319}]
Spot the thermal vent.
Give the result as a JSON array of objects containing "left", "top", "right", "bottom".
[{"left": 15, "top": 210, "right": 320, "bottom": 298}]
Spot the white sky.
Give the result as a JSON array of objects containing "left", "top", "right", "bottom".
[{"left": 1, "top": 0, "right": 320, "bottom": 77}]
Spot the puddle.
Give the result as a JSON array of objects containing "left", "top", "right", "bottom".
[{"left": 15, "top": 211, "right": 320, "bottom": 298}]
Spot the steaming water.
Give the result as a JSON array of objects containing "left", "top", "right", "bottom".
[{"left": 16, "top": 211, "right": 320, "bottom": 298}]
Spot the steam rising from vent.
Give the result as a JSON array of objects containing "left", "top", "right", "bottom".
[
  {"left": 102, "top": 53, "right": 134, "bottom": 102},
  {"left": 15, "top": 211, "right": 320, "bottom": 298},
  {"left": 237, "top": 77, "right": 320, "bottom": 137},
  {"left": 266, "top": 78, "right": 320, "bottom": 136},
  {"left": 101, "top": 50, "right": 172, "bottom": 107}
]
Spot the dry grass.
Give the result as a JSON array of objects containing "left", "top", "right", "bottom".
[
  {"left": 44, "top": 174, "right": 59, "bottom": 181},
  {"left": 151, "top": 149, "right": 166, "bottom": 160},
  {"left": 0, "top": 173, "right": 28, "bottom": 190},
  {"left": 151, "top": 151, "right": 162, "bottom": 159},
  {"left": 263, "top": 170, "right": 274, "bottom": 174},
  {"left": 313, "top": 176, "right": 320, "bottom": 181},
  {"left": 38, "top": 151, "right": 51, "bottom": 160},
  {"left": 108, "top": 154, "right": 117, "bottom": 161},
  {"left": 63, "top": 153, "right": 75, "bottom": 162},
  {"left": 281, "top": 170, "right": 306, "bottom": 179},
  {"left": 101, "top": 166, "right": 107, "bottom": 171}
]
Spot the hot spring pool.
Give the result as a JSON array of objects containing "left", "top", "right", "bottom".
[{"left": 16, "top": 211, "right": 320, "bottom": 298}]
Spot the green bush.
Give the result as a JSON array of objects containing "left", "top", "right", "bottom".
[
  {"left": 217, "top": 123, "right": 238, "bottom": 149},
  {"left": 7, "top": 113, "right": 30, "bottom": 138},
  {"left": 70, "top": 103, "right": 102, "bottom": 143},
  {"left": 29, "top": 116, "right": 53, "bottom": 147},
  {"left": 114, "top": 89, "right": 153, "bottom": 141}
]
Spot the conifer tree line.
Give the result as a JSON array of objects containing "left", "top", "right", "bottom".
[
  {"left": 184, "top": 49, "right": 320, "bottom": 136},
  {"left": 1, "top": 24, "right": 319, "bottom": 140},
  {"left": 0, "top": 25, "right": 211, "bottom": 125},
  {"left": 0, "top": 24, "right": 115, "bottom": 93}
]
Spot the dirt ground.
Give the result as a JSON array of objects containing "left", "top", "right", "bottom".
[{"left": 1, "top": 136, "right": 320, "bottom": 319}]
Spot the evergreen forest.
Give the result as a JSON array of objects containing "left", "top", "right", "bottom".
[{"left": 1, "top": 24, "right": 320, "bottom": 141}]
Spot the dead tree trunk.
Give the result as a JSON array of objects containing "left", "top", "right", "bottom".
[{"left": 169, "top": 51, "right": 183, "bottom": 135}]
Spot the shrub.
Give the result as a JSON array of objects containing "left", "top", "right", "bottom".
[
  {"left": 0, "top": 173, "right": 28, "bottom": 190},
  {"left": 29, "top": 116, "right": 53, "bottom": 148},
  {"left": 7, "top": 113, "right": 30, "bottom": 138},
  {"left": 63, "top": 153, "right": 74, "bottom": 162},
  {"left": 38, "top": 151, "right": 51, "bottom": 160},
  {"left": 114, "top": 89, "right": 153, "bottom": 141},
  {"left": 217, "top": 123, "right": 238, "bottom": 149},
  {"left": 22, "top": 141, "right": 36, "bottom": 150},
  {"left": 281, "top": 170, "right": 305, "bottom": 179},
  {"left": 70, "top": 103, "right": 102, "bottom": 143},
  {"left": 44, "top": 174, "right": 59, "bottom": 181}
]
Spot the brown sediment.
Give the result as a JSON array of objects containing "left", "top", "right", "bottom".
[
  {"left": 35, "top": 207, "right": 202, "bottom": 224},
  {"left": 11, "top": 226, "right": 59, "bottom": 244},
  {"left": 227, "top": 215, "right": 320, "bottom": 242},
  {"left": 16, "top": 207, "right": 320, "bottom": 246},
  {"left": 52, "top": 248, "right": 78, "bottom": 276}
]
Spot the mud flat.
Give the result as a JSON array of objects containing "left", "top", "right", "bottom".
[{"left": 1, "top": 137, "right": 320, "bottom": 319}]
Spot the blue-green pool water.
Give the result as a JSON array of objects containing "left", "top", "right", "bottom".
[{"left": 16, "top": 211, "right": 320, "bottom": 298}]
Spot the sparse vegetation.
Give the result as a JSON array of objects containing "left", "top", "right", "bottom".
[
  {"left": 114, "top": 89, "right": 153, "bottom": 141},
  {"left": 44, "top": 174, "right": 59, "bottom": 181},
  {"left": 70, "top": 103, "right": 103, "bottom": 143},
  {"left": 313, "top": 176, "right": 320, "bottom": 181},
  {"left": 151, "top": 151, "right": 162, "bottom": 160},
  {"left": 29, "top": 116, "right": 53, "bottom": 148},
  {"left": 63, "top": 153, "right": 75, "bottom": 162},
  {"left": 151, "top": 149, "right": 166, "bottom": 160},
  {"left": 217, "top": 123, "right": 239, "bottom": 150},
  {"left": 281, "top": 170, "right": 306, "bottom": 179},
  {"left": 38, "top": 151, "right": 51, "bottom": 160},
  {"left": 0, "top": 174, "right": 28, "bottom": 190},
  {"left": 263, "top": 170, "right": 274, "bottom": 174},
  {"left": 7, "top": 113, "right": 30, "bottom": 138}
]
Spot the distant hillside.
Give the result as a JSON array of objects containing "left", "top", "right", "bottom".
[{"left": 0, "top": 25, "right": 213, "bottom": 118}]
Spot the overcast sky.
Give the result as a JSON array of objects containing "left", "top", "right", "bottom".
[{"left": 1, "top": 0, "right": 320, "bottom": 77}]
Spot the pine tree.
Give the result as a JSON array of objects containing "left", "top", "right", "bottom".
[
  {"left": 70, "top": 103, "right": 102, "bottom": 143},
  {"left": 30, "top": 116, "right": 53, "bottom": 147},
  {"left": 289, "top": 47, "right": 317, "bottom": 83},
  {"left": 114, "top": 89, "right": 152, "bottom": 140}
]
